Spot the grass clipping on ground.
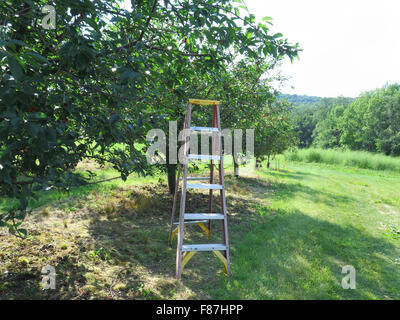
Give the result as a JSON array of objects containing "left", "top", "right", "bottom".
[{"left": 0, "top": 170, "right": 258, "bottom": 300}]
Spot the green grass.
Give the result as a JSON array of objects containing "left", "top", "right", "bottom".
[
  {"left": 287, "top": 148, "right": 400, "bottom": 173},
  {"left": 209, "top": 164, "right": 400, "bottom": 299},
  {"left": 1, "top": 157, "right": 399, "bottom": 299}
]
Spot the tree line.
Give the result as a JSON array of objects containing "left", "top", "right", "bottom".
[{"left": 292, "top": 84, "right": 400, "bottom": 156}]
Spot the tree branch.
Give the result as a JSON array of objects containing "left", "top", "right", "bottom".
[
  {"left": 116, "top": 0, "right": 158, "bottom": 53},
  {"left": 142, "top": 43, "right": 213, "bottom": 58},
  {"left": 138, "top": 0, "right": 158, "bottom": 43}
]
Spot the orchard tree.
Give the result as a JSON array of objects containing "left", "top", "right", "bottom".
[
  {"left": 0, "top": 0, "right": 299, "bottom": 234},
  {"left": 254, "top": 99, "right": 297, "bottom": 168},
  {"left": 137, "top": 1, "right": 299, "bottom": 189},
  {"left": 210, "top": 59, "right": 282, "bottom": 176}
]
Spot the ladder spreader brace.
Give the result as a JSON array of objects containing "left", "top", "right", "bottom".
[{"left": 169, "top": 99, "right": 231, "bottom": 279}]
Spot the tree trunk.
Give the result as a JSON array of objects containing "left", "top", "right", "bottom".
[
  {"left": 167, "top": 163, "right": 176, "bottom": 195},
  {"left": 166, "top": 138, "right": 177, "bottom": 195},
  {"left": 234, "top": 161, "right": 239, "bottom": 178},
  {"left": 233, "top": 137, "right": 239, "bottom": 178}
]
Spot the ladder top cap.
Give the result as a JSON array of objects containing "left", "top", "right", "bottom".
[{"left": 189, "top": 99, "right": 220, "bottom": 106}]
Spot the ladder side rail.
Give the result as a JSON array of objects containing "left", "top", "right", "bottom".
[
  {"left": 208, "top": 105, "right": 218, "bottom": 234},
  {"left": 170, "top": 106, "right": 190, "bottom": 244},
  {"left": 216, "top": 104, "right": 231, "bottom": 276},
  {"left": 169, "top": 164, "right": 182, "bottom": 243},
  {"left": 171, "top": 99, "right": 230, "bottom": 278},
  {"left": 176, "top": 103, "right": 192, "bottom": 279}
]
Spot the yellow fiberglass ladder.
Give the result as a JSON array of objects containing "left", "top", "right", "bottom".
[{"left": 168, "top": 99, "right": 231, "bottom": 279}]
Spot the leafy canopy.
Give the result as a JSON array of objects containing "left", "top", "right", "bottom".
[{"left": 0, "top": 0, "right": 299, "bottom": 235}]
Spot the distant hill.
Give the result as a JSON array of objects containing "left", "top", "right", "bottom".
[
  {"left": 279, "top": 94, "right": 323, "bottom": 106},
  {"left": 279, "top": 94, "right": 355, "bottom": 109}
]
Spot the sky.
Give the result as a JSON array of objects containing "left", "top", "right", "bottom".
[
  {"left": 244, "top": 0, "right": 400, "bottom": 97},
  {"left": 122, "top": 0, "right": 400, "bottom": 98}
]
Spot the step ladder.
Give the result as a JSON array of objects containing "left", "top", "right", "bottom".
[{"left": 169, "top": 99, "right": 231, "bottom": 279}]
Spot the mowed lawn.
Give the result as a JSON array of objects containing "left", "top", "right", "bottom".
[{"left": 0, "top": 160, "right": 399, "bottom": 299}]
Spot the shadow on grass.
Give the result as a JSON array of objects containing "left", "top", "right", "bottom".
[
  {"left": 1, "top": 170, "right": 398, "bottom": 300},
  {"left": 231, "top": 174, "right": 356, "bottom": 208},
  {"left": 83, "top": 178, "right": 398, "bottom": 299},
  {"left": 83, "top": 183, "right": 262, "bottom": 299},
  {"left": 223, "top": 207, "right": 400, "bottom": 299},
  {"left": 265, "top": 169, "right": 316, "bottom": 181},
  {"left": 0, "top": 230, "right": 90, "bottom": 300}
]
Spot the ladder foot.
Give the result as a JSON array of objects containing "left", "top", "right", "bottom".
[
  {"left": 196, "top": 222, "right": 210, "bottom": 239},
  {"left": 180, "top": 251, "right": 197, "bottom": 275},
  {"left": 170, "top": 226, "right": 179, "bottom": 242},
  {"left": 170, "top": 223, "right": 210, "bottom": 241},
  {"left": 213, "top": 250, "right": 229, "bottom": 276}
]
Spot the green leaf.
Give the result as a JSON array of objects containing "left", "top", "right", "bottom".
[
  {"left": 26, "top": 51, "right": 49, "bottom": 64},
  {"left": 109, "top": 114, "right": 120, "bottom": 125},
  {"left": 121, "top": 69, "right": 140, "bottom": 83},
  {"left": 85, "top": 18, "right": 100, "bottom": 32},
  {"left": 8, "top": 57, "right": 24, "bottom": 81}
]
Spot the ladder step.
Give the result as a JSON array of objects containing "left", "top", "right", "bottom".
[
  {"left": 190, "top": 126, "right": 220, "bottom": 132},
  {"left": 173, "top": 220, "right": 208, "bottom": 225},
  {"left": 188, "top": 99, "right": 220, "bottom": 106},
  {"left": 182, "top": 244, "right": 227, "bottom": 252},
  {"left": 179, "top": 177, "right": 209, "bottom": 181},
  {"left": 186, "top": 183, "right": 223, "bottom": 190},
  {"left": 184, "top": 213, "right": 224, "bottom": 220},
  {"left": 188, "top": 154, "right": 221, "bottom": 161}
]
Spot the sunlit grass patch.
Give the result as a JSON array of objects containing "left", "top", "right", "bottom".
[{"left": 287, "top": 148, "right": 400, "bottom": 173}]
